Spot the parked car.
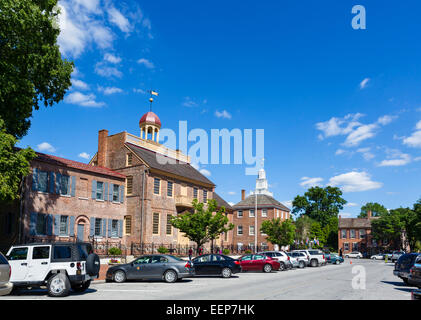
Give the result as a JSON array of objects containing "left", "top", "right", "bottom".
[
  {"left": 6, "top": 242, "right": 100, "bottom": 297},
  {"left": 239, "top": 254, "right": 280, "bottom": 272},
  {"left": 408, "top": 255, "right": 421, "bottom": 289},
  {"left": 391, "top": 251, "right": 405, "bottom": 263},
  {"left": 292, "top": 249, "right": 326, "bottom": 267},
  {"left": 393, "top": 253, "right": 420, "bottom": 285},
  {"left": 107, "top": 254, "right": 194, "bottom": 283},
  {"left": 344, "top": 251, "right": 363, "bottom": 259},
  {"left": 257, "top": 251, "right": 291, "bottom": 271},
  {"left": 411, "top": 289, "right": 421, "bottom": 300},
  {"left": 370, "top": 253, "right": 385, "bottom": 260},
  {"left": 191, "top": 254, "right": 241, "bottom": 278},
  {"left": 286, "top": 252, "right": 308, "bottom": 268},
  {"left": 327, "top": 254, "right": 344, "bottom": 265},
  {"left": 0, "top": 252, "right": 13, "bottom": 296}
]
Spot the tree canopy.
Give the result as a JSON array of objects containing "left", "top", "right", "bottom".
[
  {"left": 260, "top": 218, "right": 296, "bottom": 248},
  {"left": 358, "top": 202, "right": 388, "bottom": 218}
]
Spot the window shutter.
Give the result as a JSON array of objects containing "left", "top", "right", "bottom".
[
  {"left": 32, "top": 168, "right": 39, "bottom": 191},
  {"left": 90, "top": 218, "right": 95, "bottom": 236},
  {"left": 92, "top": 180, "right": 97, "bottom": 199},
  {"left": 102, "top": 219, "right": 107, "bottom": 237},
  {"left": 104, "top": 182, "right": 108, "bottom": 201},
  {"left": 30, "top": 212, "right": 37, "bottom": 235},
  {"left": 118, "top": 220, "right": 123, "bottom": 238},
  {"left": 120, "top": 185, "right": 124, "bottom": 203},
  {"left": 109, "top": 183, "right": 114, "bottom": 201},
  {"left": 107, "top": 219, "right": 112, "bottom": 238},
  {"left": 54, "top": 214, "right": 61, "bottom": 236},
  {"left": 71, "top": 176, "right": 76, "bottom": 197},
  {"left": 55, "top": 173, "right": 61, "bottom": 194},
  {"left": 69, "top": 216, "right": 75, "bottom": 237},
  {"left": 49, "top": 172, "right": 55, "bottom": 193},
  {"left": 47, "top": 214, "right": 53, "bottom": 236}
]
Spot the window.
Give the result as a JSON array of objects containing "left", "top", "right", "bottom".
[
  {"left": 60, "top": 175, "right": 70, "bottom": 195},
  {"left": 203, "top": 190, "right": 208, "bottom": 203},
  {"left": 194, "top": 255, "right": 211, "bottom": 263},
  {"left": 350, "top": 229, "right": 356, "bottom": 239},
  {"left": 254, "top": 254, "right": 265, "bottom": 260},
  {"left": 281, "top": 211, "right": 284, "bottom": 219},
  {"left": 36, "top": 213, "right": 47, "bottom": 235},
  {"left": 154, "top": 178, "right": 160, "bottom": 195},
  {"left": 125, "top": 216, "right": 132, "bottom": 235},
  {"left": 241, "top": 255, "right": 252, "bottom": 261},
  {"left": 53, "top": 246, "right": 72, "bottom": 259},
  {"left": 193, "top": 187, "right": 198, "bottom": 199},
  {"left": 352, "top": 242, "right": 359, "bottom": 251},
  {"left": 96, "top": 181, "right": 104, "bottom": 200},
  {"left": 38, "top": 171, "right": 49, "bottom": 193},
  {"left": 166, "top": 214, "right": 172, "bottom": 235},
  {"left": 32, "top": 246, "right": 50, "bottom": 259},
  {"left": 167, "top": 181, "right": 173, "bottom": 197},
  {"left": 224, "top": 231, "right": 228, "bottom": 241},
  {"left": 249, "top": 225, "right": 255, "bottom": 235},
  {"left": 237, "top": 225, "right": 243, "bottom": 235},
  {"left": 276, "top": 209, "right": 279, "bottom": 218},
  {"left": 152, "top": 256, "right": 168, "bottom": 263},
  {"left": 7, "top": 247, "right": 28, "bottom": 261},
  {"left": 126, "top": 176, "right": 133, "bottom": 195},
  {"left": 127, "top": 153, "right": 133, "bottom": 166},
  {"left": 249, "top": 209, "right": 255, "bottom": 218},
  {"left": 344, "top": 243, "right": 349, "bottom": 251},
  {"left": 113, "top": 184, "right": 119, "bottom": 202},
  {"left": 211, "top": 255, "right": 225, "bottom": 261},
  {"left": 59, "top": 216, "right": 68, "bottom": 236},
  {"left": 153, "top": 213, "right": 160, "bottom": 234},
  {"left": 95, "top": 218, "right": 102, "bottom": 237},
  {"left": 341, "top": 229, "right": 347, "bottom": 239},
  {"left": 359, "top": 229, "right": 365, "bottom": 239},
  {"left": 262, "top": 209, "right": 267, "bottom": 217},
  {"left": 237, "top": 210, "right": 243, "bottom": 218},
  {"left": 111, "top": 220, "right": 118, "bottom": 237}
]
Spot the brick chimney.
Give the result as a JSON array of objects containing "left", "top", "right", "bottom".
[
  {"left": 98, "top": 129, "right": 108, "bottom": 167},
  {"left": 367, "top": 210, "right": 372, "bottom": 219},
  {"left": 241, "top": 189, "right": 246, "bottom": 201}
]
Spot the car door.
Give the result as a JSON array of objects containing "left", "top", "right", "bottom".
[
  {"left": 240, "top": 255, "right": 253, "bottom": 271},
  {"left": 209, "top": 255, "right": 225, "bottom": 274},
  {"left": 7, "top": 246, "right": 30, "bottom": 282},
  {"left": 193, "top": 255, "right": 211, "bottom": 275},
  {"left": 127, "top": 256, "right": 152, "bottom": 280},
  {"left": 144, "top": 255, "right": 168, "bottom": 279},
  {"left": 251, "top": 255, "right": 266, "bottom": 271},
  {"left": 28, "top": 245, "right": 51, "bottom": 282}
]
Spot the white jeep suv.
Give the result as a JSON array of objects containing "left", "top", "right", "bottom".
[
  {"left": 344, "top": 251, "right": 363, "bottom": 259},
  {"left": 6, "top": 242, "right": 100, "bottom": 297},
  {"left": 292, "top": 249, "right": 326, "bottom": 267}
]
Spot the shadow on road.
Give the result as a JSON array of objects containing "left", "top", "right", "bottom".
[{"left": 9, "top": 287, "right": 97, "bottom": 297}]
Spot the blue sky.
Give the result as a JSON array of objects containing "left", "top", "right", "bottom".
[{"left": 18, "top": 0, "right": 421, "bottom": 218}]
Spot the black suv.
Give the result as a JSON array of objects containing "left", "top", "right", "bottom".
[{"left": 393, "top": 253, "right": 420, "bottom": 285}]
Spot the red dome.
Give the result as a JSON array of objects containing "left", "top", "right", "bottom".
[{"left": 139, "top": 111, "right": 161, "bottom": 127}]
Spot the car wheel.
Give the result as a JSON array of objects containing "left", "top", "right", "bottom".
[
  {"left": 345, "top": 255, "right": 349, "bottom": 259},
  {"left": 335, "top": 260, "right": 340, "bottom": 265},
  {"left": 221, "top": 267, "right": 232, "bottom": 278},
  {"left": 47, "top": 273, "right": 71, "bottom": 297},
  {"left": 357, "top": 256, "right": 360, "bottom": 259},
  {"left": 310, "top": 259, "right": 318, "bottom": 267},
  {"left": 299, "top": 261, "right": 305, "bottom": 269},
  {"left": 279, "top": 262, "right": 285, "bottom": 271},
  {"left": 72, "top": 280, "right": 91, "bottom": 293},
  {"left": 263, "top": 264, "right": 272, "bottom": 273},
  {"left": 113, "top": 270, "right": 127, "bottom": 283},
  {"left": 164, "top": 270, "right": 178, "bottom": 283}
]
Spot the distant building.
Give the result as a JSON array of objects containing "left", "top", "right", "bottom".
[{"left": 232, "top": 168, "right": 290, "bottom": 252}]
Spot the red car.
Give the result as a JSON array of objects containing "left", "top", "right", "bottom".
[{"left": 239, "top": 254, "right": 280, "bottom": 272}]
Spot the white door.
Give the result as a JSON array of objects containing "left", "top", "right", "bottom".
[
  {"left": 6, "top": 246, "right": 30, "bottom": 282},
  {"left": 28, "top": 245, "right": 51, "bottom": 282}
]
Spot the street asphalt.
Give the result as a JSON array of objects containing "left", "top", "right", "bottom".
[{"left": 1, "top": 259, "right": 416, "bottom": 300}]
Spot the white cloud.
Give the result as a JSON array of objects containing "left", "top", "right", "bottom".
[
  {"left": 343, "top": 123, "right": 378, "bottom": 147},
  {"left": 133, "top": 88, "right": 146, "bottom": 94},
  {"left": 414, "top": 156, "right": 421, "bottom": 162},
  {"left": 360, "top": 78, "right": 370, "bottom": 89},
  {"left": 356, "top": 147, "right": 375, "bottom": 161},
  {"left": 65, "top": 91, "right": 105, "bottom": 107},
  {"left": 107, "top": 7, "right": 132, "bottom": 33},
  {"left": 78, "top": 152, "right": 90, "bottom": 160},
  {"left": 199, "top": 169, "right": 211, "bottom": 177},
  {"left": 137, "top": 58, "right": 155, "bottom": 69},
  {"left": 227, "top": 191, "right": 236, "bottom": 195},
  {"left": 403, "top": 120, "right": 421, "bottom": 148},
  {"left": 37, "top": 142, "right": 56, "bottom": 153},
  {"left": 94, "top": 63, "right": 123, "bottom": 78},
  {"left": 98, "top": 86, "right": 123, "bottom": 95},
  {"left": 328, "top": 171, "right": 382, "bottom": 192},
  {"left": 300, "top": 177, "right": 324, "bottom": 188},
  {"left": 182, "top": 97, "right": 198, "bottom": 108},
  {"left": 282, "top": 200, "right": 293, "bottom": 208},
  {"left": 228, "top": 202, "right": 235, "bottom": 206},
  {"left": 215, "top": 110, "right": 232, "bottom": 119},
  {"left": 104, "top": 53, "right": 122, "bottom": 64},
  {"left": 377, "top": 115, "right": 396, "bottom": 125},
  {"left": 335, "top": 149, "right": 346, "bottom": 155},
  {"left": 344, "top": 202, "right": 358, "bottom": 207},
  {"left": 378, "top": 149, "right": 411, "bottom": 167},
  {"left": 71, "top": 79, "right": 89, "bottom": 90}
]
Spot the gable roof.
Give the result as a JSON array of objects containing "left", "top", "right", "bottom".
[
  {"left": 338, "top": 217, "right": 378, "bottom": 229},
  {"left": 125, "top": 143, "right": 215, "bottom": 187},
  {"left": 233, "top": 194, "right": 291, "bottom": 212},
  {"left": 34, "top": 152, "right": 126, "bottom": 179},
  {"left": 213, "top": 193, "right": 233, "bottom": 211}
]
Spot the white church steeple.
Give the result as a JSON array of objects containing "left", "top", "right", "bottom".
[{"left": 251, "top": 159, "right": 273, "bottom": 197}]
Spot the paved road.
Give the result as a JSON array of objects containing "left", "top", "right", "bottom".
[{"left": 1, "top": 259, "right": 416, "bottom": 300}]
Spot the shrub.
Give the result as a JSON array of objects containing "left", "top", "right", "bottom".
[
  {"left": 222, "top": 249, "right": 230, "bottom": 255},
  {"left": 245, "top": 250, "right": 252, "bottom": 254},
  {"left": 157, "top": 246, "right": 169, "bottom": 254},
  {"left": 108, "top": 247, "right": 122, "bottom": 256}
]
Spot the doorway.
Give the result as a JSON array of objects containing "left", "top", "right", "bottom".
[{"left": 77, "top": 224, "right": 85, "bottom": 242}]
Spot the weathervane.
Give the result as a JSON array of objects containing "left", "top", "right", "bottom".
[{"left": 148, "top": 90, "right": 159, "bottom": 111}]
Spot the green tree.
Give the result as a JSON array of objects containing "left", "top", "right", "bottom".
[
  {"left": 292, "top": 186, "right": 347, "bottom": 226},
  {"left": 0, "top": 0, "right": 74, "bottom": 139},
  {"left": 294, "top": 215, "right": 314, "bottom": 244},
  {"left": 358, "top": 202, "right": 388, "bottom": 218},
  {"left": 170, "top": 199, "right": 234, "bottom": 254},
  {"left": 261, "top": 218, "right": 296, "bottom": 248},
  {"left": 371, "top": 213, "right": 403, "bottom": 250}
]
